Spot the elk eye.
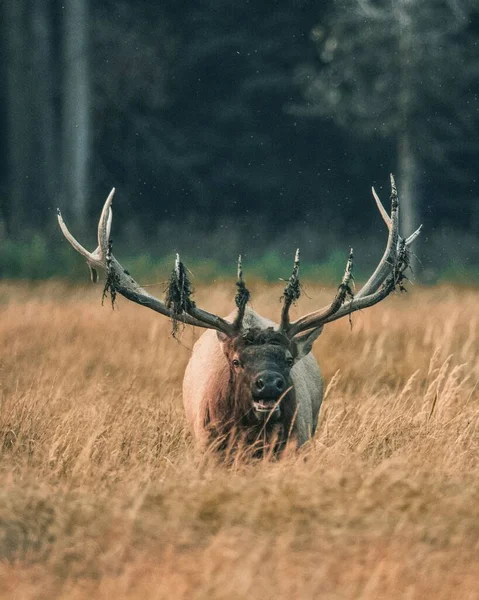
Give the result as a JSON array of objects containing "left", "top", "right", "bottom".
[
  {"left": 286, "top": 357, "right": 294, "bottom": 367},
  {"left": 232, "top": 359, "right": 241, "bottom": 368}
]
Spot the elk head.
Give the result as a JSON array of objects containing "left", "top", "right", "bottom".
[
  {"left": 208, "top": 255, "right": 324, "bottom": 429},
  {"left": 217, "top": 327, "right": 296, "bottom": 425}
]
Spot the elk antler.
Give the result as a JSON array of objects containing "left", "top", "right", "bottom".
[
  {"left": 283, "top": 175, "right": 422, "bottom": 338},
  {"left": 57, "top": 189, "right": 235, "bottom": 336}
]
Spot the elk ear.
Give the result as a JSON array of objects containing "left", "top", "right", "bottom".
[
  {"left": 293, "top": 326, "right": 324, "bottom": 360},
  {"left": 216, "top": 331, "right": 229, "bottom": 344}
]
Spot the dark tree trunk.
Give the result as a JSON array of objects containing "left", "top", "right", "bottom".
[
  {"left": 31, "top": 0, "right": 60, "bottom": 228},
  {"left": 62, "top": 0, "right": 91, "bottom": 232},
  {"left": 396, "top": 0, "right": 420, "bottom": 276},
  {"left": 397, "top": 130, "right": 420, "bottom": 276},
  {"left": 4, "top": 0, "right": 32, "bottom": 234},
  {"left": 397, "top": 130, "right": 420, "bottom": 238}
]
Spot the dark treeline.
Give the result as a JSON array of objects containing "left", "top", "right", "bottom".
[{"left": 1, "top": 0, "right": 478, "bottom": 280}]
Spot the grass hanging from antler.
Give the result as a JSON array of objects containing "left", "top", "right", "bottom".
[
  {"left": 280, "top": 249, "right": 302, "bottom": 329},
  {"left": 233, "top": 255, "right": 251, "bottom": 330},
  {"left": 102, "top": 240, "right": 120, "bottom": 309},
  {"left": 165, "top": 254, "right": 195, "bottom": 337}
]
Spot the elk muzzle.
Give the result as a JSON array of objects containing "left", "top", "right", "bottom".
[{"left": 252, "top": 371, "right": 286, "bottom": 421}]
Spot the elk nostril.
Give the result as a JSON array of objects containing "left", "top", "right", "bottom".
[
  {"left": 275, "top": 378, "right": 285, "bottom": 391},
  {"left": 255, "top": 378, "right": 265, "bottom": 390}
]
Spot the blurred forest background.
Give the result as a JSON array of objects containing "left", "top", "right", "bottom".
[{"left": 1, "top": 0, "right": 478, "bottom": 283}]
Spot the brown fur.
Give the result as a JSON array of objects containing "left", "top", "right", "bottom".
[
  {"left": 201, "top": 329, "right": 295, "bottom": 455},
  {"left": 183, "top": 309, "right": 324, "bottom": 455}
]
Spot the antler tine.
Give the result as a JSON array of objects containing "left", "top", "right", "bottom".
[
  {"left": 57, "top": 208, "right": 94, "bottom": 262},
  {"left": 58, "top": 205, "right": 105, "bottom": 284},
  {"left": 167, "top": 253, "right": 235, "bottom": 335},
  {"left": 354, "top": 174, "right": 399, "bottom": 299},
  {"left": 233, "top": 254, "right": 251, "bottom": 330},
  {"left": 237, "top": 254, "right": 243, "bottom": 281},
  {"left": 97, "top": 187, "right": 115, "bottom": 257},
  {"left": 58, "top": 188, "right": 115, "bottom": 283},
  {"left": 406, "top": 224, "right": 423, "bottom": 246},
  {"left": 174, "top": 253, "right": 182, "bottom": 280},
  {"left": 288, "top": 248, "right": 354, "bottom": 337},
  {"left": 281, "top": 248, "right": 301, "bottom": 331},
  {"left": 372, "top": 183, "right": 422, "bottom": 248},
  {"left": 372, "top": 186, "right": 391, "bottom": 229}
]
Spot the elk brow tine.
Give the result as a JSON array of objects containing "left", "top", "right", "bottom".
[
  {"left": 288, "top": 248, "right": 353, "bottom": 336},
  {"left": 354, "top": 174, "right": 399, "bottom": 299}
]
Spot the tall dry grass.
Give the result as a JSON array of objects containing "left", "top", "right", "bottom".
[{"left": 0, "top": 281, "right": 478, "bottom": 599}]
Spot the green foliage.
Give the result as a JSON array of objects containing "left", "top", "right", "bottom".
[
  {"left": 1, "top": 231, "right": 477, "bottom": 286},
  {"left": 436, "top": 264, "right": 479, "bottom": 287},
  {"left": 0, "top": 234, "right": 84, "bottom": 280}
]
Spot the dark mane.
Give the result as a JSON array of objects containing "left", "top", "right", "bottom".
[{"left": 233, "top": 327, "right": 291, "bottom": 350}]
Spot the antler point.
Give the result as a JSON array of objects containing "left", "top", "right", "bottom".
[{"left": 106, "top": 187, "right": 116, "bottom": 204}]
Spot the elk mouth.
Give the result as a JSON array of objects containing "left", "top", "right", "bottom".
[
  {"left": 253, "top": 399, "right": 281, "bottom": 413},
  {"left": 252, "top": 398, "right": 282, "bottom": 421},
  {"left": 252, "top": 385, "right": 294, "bottom": 421}
]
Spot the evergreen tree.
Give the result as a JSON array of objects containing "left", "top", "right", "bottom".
[{"left": 294, "top": 0, "right": 479, "bottom": 253}]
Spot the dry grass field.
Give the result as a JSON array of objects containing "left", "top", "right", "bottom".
[{"left": 0, "top": 280, "right": 478, "bottom": 599}]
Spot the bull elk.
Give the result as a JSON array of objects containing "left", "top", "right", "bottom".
[{"left": 58, "top": 175, "right": 421, "bottom": 455}]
